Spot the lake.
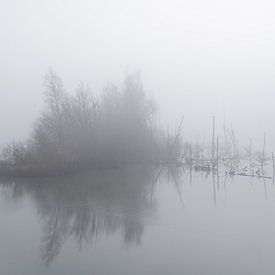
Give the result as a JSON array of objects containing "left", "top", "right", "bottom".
[{"left": 0, "top": 165, "right": 275, "bottom": 275}]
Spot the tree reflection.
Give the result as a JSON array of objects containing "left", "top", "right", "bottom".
[{"left": 2, "top": 166, "right": 158, "bottom": 265}]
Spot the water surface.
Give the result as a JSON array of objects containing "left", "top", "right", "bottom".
[{"left": 0, "top": 165, "right": 275, "bottom": 275}]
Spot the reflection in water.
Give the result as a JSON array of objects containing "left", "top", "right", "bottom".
[
  {"left": 161, "top": 164, "right": 185, "bottom": 207},
  {"left": 0, "top": 163, "right": 272, "bottom": 269},
  {"left": 1, "top": 166, "right": 161, "bottom": 265}
]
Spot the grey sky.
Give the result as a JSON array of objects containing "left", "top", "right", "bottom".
[{"left": 1, "top": 0, "right": 275, "bottom": 150}]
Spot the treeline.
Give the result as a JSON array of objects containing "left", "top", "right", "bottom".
[{"left": 0, "top": 70, "right": 182, "bottom": 176}]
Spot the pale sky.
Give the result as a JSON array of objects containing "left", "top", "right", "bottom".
[{"left": 1, "top": 0, "right": 275, "bottom": 150}]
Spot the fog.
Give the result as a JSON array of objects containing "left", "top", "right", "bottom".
[
  {"left": 1, "top": 0, "right": 275, "bottom": 151},
  {"left": 2, "top": 1, "right": 275, "bottom": 273}
]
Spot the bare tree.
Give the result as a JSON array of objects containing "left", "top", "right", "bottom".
[
  {"left": 2, "top": 141, "right": 27, "bottom": 165},
  {"left": 43, "top": 69, "right": 66, "bottom": 150}
]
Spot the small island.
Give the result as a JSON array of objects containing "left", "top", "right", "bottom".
[{"left": 0, "top": 70, "right": 182, "bottom": 177}]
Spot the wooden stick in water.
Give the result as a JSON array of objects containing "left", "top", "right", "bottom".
[
  {"left": 212, "top": 116, "right": 215, "bottom": 168},
  {"left": 262, "top": 132, "right": 266, "bottom": 169},
  {"left": 249, "top": 138, "right": 252, "bottom": 176},
  {"left": 189, "top": 143, "right": 192, "bottom": 170},
  {"left": 216, "top": 135, "right": 219, "bottom": 175},
  {"left": 272, "top": 152, "right": 275, "bottom": 184}
]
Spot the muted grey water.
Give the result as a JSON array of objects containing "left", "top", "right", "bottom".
[{"left": 0, "top": 165, "right": 275, "bottom": 275}]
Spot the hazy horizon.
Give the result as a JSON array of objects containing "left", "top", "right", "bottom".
[
  {"left": 1, "top": 0, "right": 275, "bottom": 150},
  {"left": 2, "top": 1, "right": 275, "bottom": 274}
]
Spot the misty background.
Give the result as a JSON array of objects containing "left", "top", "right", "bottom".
[{"left": 1, "top": 0, "right": 275, "bottom": 151}]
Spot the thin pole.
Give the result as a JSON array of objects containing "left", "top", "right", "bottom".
[
  {"left": 216, "top": 136, "right": 219, "bottom": 170},
  {"left": 189, "top": 144, "right": 192, "bottom": 170},
  {"left": 249, "top": 138, "right": 252, "bottom": 175},
  {"left": 262, "top": 132, "right": 267, "bottom": 200},
  {"left": 216, "top": 135, "right": 219, "bottom": 190},
  {"left": 272, "top": 152, "right": 275, "bottom": 184},
  {"left": 189, "top": 144, "right": 192, "bottom": 185},
  {"left": 262, "top": 132, "right": 266, "bottom": 171},
  {"left": 212, "top": 116, "right": 215, "bottom": 168}
]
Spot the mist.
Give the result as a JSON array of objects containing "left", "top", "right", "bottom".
[
  {"left": 1, "top": 0, "right": 275, "bottom": 150},
  {"left": 1, "top": 0, "right": 275, "bottom": 274}
]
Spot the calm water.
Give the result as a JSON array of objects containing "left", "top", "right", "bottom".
[{"left": 1, "top": 165, "right": 275, "bottom": 275}]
